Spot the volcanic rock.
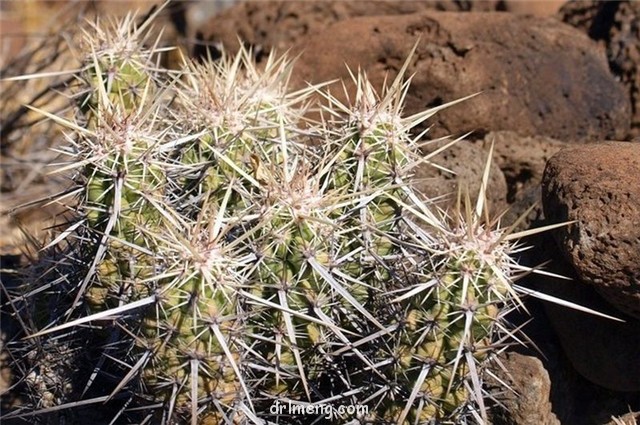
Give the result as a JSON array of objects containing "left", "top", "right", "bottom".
[
  {"left": 503, "top": 1, "right": 565, "bottom": 16},
  {"left": 542, "top": 142, "right": 640, "bottom": 319},
  {"left": 486, "top": 131, "right": 568, "bottom": 230},
  {"left": 534, "top": 248, "right": 640, "bottom": 392},
  {"left": 287, "top": 12, "right": 630, "bottom": 142},
  {"left": 489, "top": 352, "right": 561, "bottom": 425},
  {"left": 487, "top": 131, "right": 567, "bottom": 203},
  {"left": 560, "top": 1, "right": 640, "bottom": 139},
  {"left": 412, "top": 138, "right": 508, "bottom": 215},
  {"left": 193, "top": 0, "right": 502, "bottom": 54}
]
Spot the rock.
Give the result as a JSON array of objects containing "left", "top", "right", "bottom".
[
  {"left": 415, "top": 131, "right": 568, "bottom": 229},
  {"left": 542, "top": 142, "right": 640, "bottom": 319},
  {"left": 541, "top": 276, "right": 640, "bottom": 395},
  {"left": 193, "top": 0, "right": 501, "bottom": 54},
  {"left": 532, "top": 232, "right": 640, "bottom": 393},
  {"left": 487, "top": 131, "right": 567, "bottom": 203},
  {"left": 486, "top": 131, "right": 568, "bottom": 230},
  {"left": 0, "top": 14, "right": 26, "bottom": 66},
  {"left": 560, "top": 1, "right": 640, "bottom": 139},
  {"left": 502, "top": 1, "right": 565, "bottom": 16},
  {"left": 287, "top": 12, "right": 630, "bottom": 142},
  {"left": 489, "top": 352, "right": 561, "bottom": 425},
  {"left": 412, "top": 139, "right": 508, "bottom": 215},
  {"left": 501, "top": 185, "right": 545, "bottom": 232},
  {"left": 195, "top": 0, "right": 568, "bottom": 56}
]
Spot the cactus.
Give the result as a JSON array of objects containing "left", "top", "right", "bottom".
[
  {"left": 371, "top": 181, "right": 522, "bottom": 424},
  {"left": 76, "top": 13, "right": 160, "bottom": 120},
  {"left": 5, "top": 10, "right": 615, "bottom": 425}
]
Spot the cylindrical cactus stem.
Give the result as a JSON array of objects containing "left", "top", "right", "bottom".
[
  {"left": 128, "top": 199, "right": 254, "bottom": 422},
  {"left": 318, "top": 73, "right": 421, "bottom": 297},
  {"left": 379, "top": 196, "right": 526, "bottom": 423},
  {"left": 77, "top": 14, "right": 161, "bottom": 121},
  {"left": 244, "top": 160, "right": 339, "bottom": 400},
  {"left": 76, "top": 104, "right": 171, "bottom": 312}
]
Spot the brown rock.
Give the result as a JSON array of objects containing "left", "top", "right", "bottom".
[
  {"left": 194, "top": 0, "right": 502, "bottom": 54},
  {"left": 415, "top": 131, "right": 568, "bottom": 229},
  {"left": 412, "top": 139, "right": 508, "bottom": 214},
  {"left": 542, "top": 142, "right": 640, "bottom": 319},
  {"left": 487, "top": 131, "right": 568, "bottom": 230},
  {"left": 489, "top": 352, "right": 561, "bottom": 425},
  {"left": 287, "top": 12, "right": 630, "bottom": 142},
  {"left": 488, "top": 131, "right": 567, "bottom": 203},
  {"left": 0, "top": 15, "right": 26, "bottom": 67},
  {"left": 560, "top": 1, "right": 640, "bottom": 139},
  {"left": 533, "top": 246, "right": 640, "bottom": 393},
  {"left": 502, "top": 0, "right": 565, "bottom": 16}
]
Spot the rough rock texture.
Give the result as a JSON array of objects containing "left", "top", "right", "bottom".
[
  {"left": 542, "top": 142, "right": 640, "bottom": 320},
  {"left": 486, "top": 131, "right": 569, "bottom": 230},
  {"left": 489, "top": 352, "right": 561, "bottom": 425},
  {"left": 195, "top": 0, "right": 567, "bottom": 57},
  {"left": 533, "top": 246, "right": 640, "bottom": 393},
  {"left": 560, "top": 1, "right": 640, "bottom": 139},
  {"left": 415, "top": 131, "right": 570, "bottom": 230},
  {"left": 413, "top": 139, "right": 508, "bottom": 214},
  {"left": 193, "top": 1, "right": 502, "bottom": 54},
  {"left": 504, "top": 0, "right": 565, "bottom": 17},
  {"left": 488, "top": 131, "right": 568, "bottom": 203},
  {"left": 285, "top": 12, "right": 630, "bottom": 142}
]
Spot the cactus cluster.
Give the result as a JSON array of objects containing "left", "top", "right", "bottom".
[{"left": 3, "top": 12, "right": 568, "bottom": 425}]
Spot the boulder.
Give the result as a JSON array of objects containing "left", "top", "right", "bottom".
[
  {"left": 489, "top": 352, "right": 561, "bottom": 425},
  {"left": 193, "top": 0, "right": 501, "bottom": 54},
  {"left": 487, "top": 131, "right": 567, "bottom": 203},
  {"left": 542, "top": 142, "right": 640, "bottom": 319},
  {"left": 287, "top": 12, "right": 630, "bottom": 142},
  {"left": 503, "top": 1, "right": 565, "bottom": 16},
  {"left": 560, "top": 1, "right": 640, "bottom": 139},
  {"left": 412, "top": 139, "right": 508, "bottom": 215},
  {"left": 415, "top": 131, "right": 568, "bottom": 229},
  {"left": 535, "top": 252, "right": 640, "bottom": 393},
  {"left": 195, "top": 0, "right": 568, "bottom": 56},
  {"left": 486, "top": 131, "right": 568, "bottom": 230}
]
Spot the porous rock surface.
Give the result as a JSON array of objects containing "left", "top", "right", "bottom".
[
  {"left": 418, "top": 130, "right": 566, "bottom": 213},
  {"left": 487, "top": 131, "right": 567, "bottom": 203},
  {"left": 416, "top": 131, "right": 571, "bottom": 230},
  {"left": 195, "top": 0, "right": 567, "bottom": 56},
  {"left": 482, "top": 131, "right": 569, "bottom": 230},
  {"left": 542, "top": 142, "right": 640, "bottom": 320},
  {"left": 412, "top": 139, "right": 508, "bottom": 214},
  {"left": 489, "top": 352, "right": 561, "bottom": 425},
  {"left": 285, "top": 12, "right": 630, "bottom": 142},
  {"left": 193, "top": 1, "right": 502, "bottom": 53},
  {"left": 534, "top": 246, "right": 640, "bottom": 393},
  {"left": 560, "top": 0, "right": 640, "bottom": 139}
]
